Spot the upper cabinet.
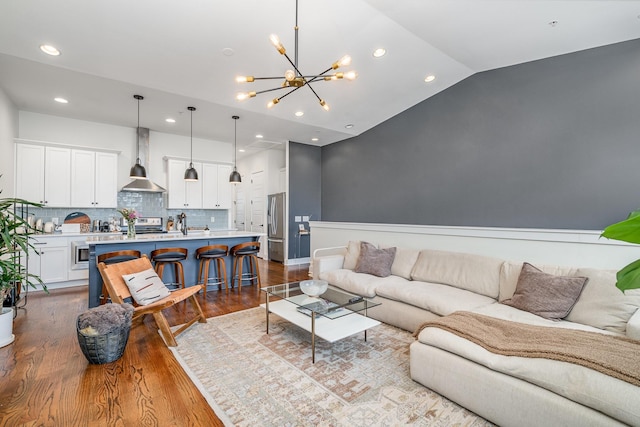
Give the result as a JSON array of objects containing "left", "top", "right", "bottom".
[
  {"left": 202, "top": 163, "right": 232, "bottom": 209},
  {"left": 167, "top": 159, "right": 203, "bottom": 209},
  {"left": 15, "top": 141, "right": 119, "bottom": 209},
  {"left": 70, "top": 149, "right": 118, "bottom": 208},
  {"left": 166, "top": 158, "right": 232, "bottom": 210},
  {"left": 16, "top": 144, "right": 71, "bottom": 207}
]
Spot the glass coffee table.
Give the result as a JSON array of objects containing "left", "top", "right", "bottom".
[{"left": 261, "top": 281, "right": 381, "bottom": 363}]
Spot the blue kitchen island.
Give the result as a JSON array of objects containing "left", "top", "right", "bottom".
[{"left": 87, "top": 231, "right": 264, "bottom": 308}]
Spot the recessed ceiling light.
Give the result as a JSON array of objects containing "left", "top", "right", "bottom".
[
  {"left": 295, "top": 111, "right": 304, "bottom": 117},
  {"left": 40, "top": 44, "right": 60, "bottom": 56},
  {"left": 255, "top": 134, "right": 263, "bottom": 138},
  {"left": 311, "top": 137, "right": 319, "bottom": 142},
  {"left": 373, "top": 48, "right": 386, "bottom": 58},
  {"left": 345, "top": 124, "right": 354, "bottom": 129},
  {"left": 54, "top": 97, "right": 68, "bottom": 104},
  {"left": 548, "top": 20, "right": 558, "bottom": 27},
  {"left": 424, "top": 75, "right": 436, "bottom": 83},
  {"left": 239, "top": 149, "right": 246, "bottom": 152},
  {"left": 165, "top": 118, "right": 176, "bottom": 123},
  {"left": 222, "top": 47, "right": 235, "bottom": 56}
]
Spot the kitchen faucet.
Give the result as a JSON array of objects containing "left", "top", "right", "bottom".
[{"left": 178, "top": 212, "right": 187, "bottom": 235}]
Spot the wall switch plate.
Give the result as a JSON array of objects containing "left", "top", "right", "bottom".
[
  {"left": 210, "top": 217, "right": 215, "bottom": 223},
  {"left": 52, "top": 217, "right": 59, "bottom": 225},
  {"left": 295, "top": 216, "right": 302, "bottom": 222},
  {"left": 302, "top": 216, "right": 310, "bottom": 222}
]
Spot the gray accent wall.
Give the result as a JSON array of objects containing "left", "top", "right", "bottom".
[
  {"left": 321, "top": 38, "right": 640, "bottom": 230},
  {"left": 289, "top": 142, "right": 321, "bottom": 259}
]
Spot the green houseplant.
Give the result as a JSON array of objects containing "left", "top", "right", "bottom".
[
  {"left": 601, "top": 210, "right": 640, "bottom": 292},
  {"left": 0, "top": 192, "right": 45, "bottom": 305}
]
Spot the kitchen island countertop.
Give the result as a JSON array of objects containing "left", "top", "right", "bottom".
[{"left": 86, "top": 230, "right": 263, "bottom": 244}]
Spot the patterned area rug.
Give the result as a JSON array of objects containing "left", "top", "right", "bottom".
[{"left": 169, "top": 307, "right": 492, "bottom": 426}]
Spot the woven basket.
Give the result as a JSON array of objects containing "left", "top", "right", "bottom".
[{"left": 76, "top": 319, "right": 131, "bottom": 364}]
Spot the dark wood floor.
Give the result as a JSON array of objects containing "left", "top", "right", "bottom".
[{"left": 0, "top": 260, "right": 310, "bottom": 426}]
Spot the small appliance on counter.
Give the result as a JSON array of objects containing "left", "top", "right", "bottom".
[{"left": 121, "top": 216, "right": 167, "bottom": 234}]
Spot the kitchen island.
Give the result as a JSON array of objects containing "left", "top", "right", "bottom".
[{"left": 87, "top": 231, "right": 264, "bottom": 308}]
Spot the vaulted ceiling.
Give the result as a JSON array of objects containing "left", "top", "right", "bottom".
[{"left": 1, "top": 0, "right": 639, "bottom": 156}]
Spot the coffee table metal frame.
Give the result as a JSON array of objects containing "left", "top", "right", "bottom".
[{"left": 261, "top": 282, "right": 381, "bottom": 363}]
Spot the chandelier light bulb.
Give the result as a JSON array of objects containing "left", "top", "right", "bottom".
[
  {"left": 236, "top": 91, "right": 256, "bottom": 101},
  {"left": 270, "top": 34, "right": 286, "bottom": 54},
  {"left": 284, "top": 69, "right": 296, "bottom": 81},
  {"left": 320, "top": 100, "right": 330, "bottom": 111},
  {"left": 236, "top": 76, "right": 255, "bottom": 83},
  {"left": 344, "top": 71, "right": 358, "bottom": 80},
  {"left": 333, "top": 55, "right": 352, "bottom": 69},
  {"left": 267, "top": 98, "right": 279, "bottom": 108}
]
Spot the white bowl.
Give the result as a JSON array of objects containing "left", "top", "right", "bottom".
[{"left": 299, "top": 279, "right": 328, "bottom": 297}]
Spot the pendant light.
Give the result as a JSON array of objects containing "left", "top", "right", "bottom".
[
  {"left": 184, "top": 106, "right": 198, "bottom": 181},
  {"left": 229, "top": 115, "right": 242, "bottom": 183},
  {"left": 129, "top": 95, "right": 148, "bottom": 179}
]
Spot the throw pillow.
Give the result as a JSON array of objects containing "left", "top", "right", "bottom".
[
  {"left": 354, "top": 241, "right": 396, "bottom": 277},
  {"left": 502, "top": 262, "right": 588, "bottom": 320},
  {"left": 121, "top": 268, "right": 171, "bottom": 306},
  {"left": 343, "top": 240, "right": 365, "bottom": 270}
]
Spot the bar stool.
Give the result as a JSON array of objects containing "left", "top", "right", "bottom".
[
  {"left": 97, "top": 250, "right": 141, "bottom": 305},
  {"left": 230, "top": 241, "right": 261, "bottom": 289},
  {"left": 195, "top": 245, "right": 229, "bottom": 295},
  {"left": 150, "top": 247, "right": 188, "bottom": 289}
]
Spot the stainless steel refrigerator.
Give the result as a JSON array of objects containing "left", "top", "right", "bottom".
[{"left": 268, "top": 192, "right": 286, "bottom": 262}]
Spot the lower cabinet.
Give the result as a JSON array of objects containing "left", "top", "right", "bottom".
[{"left": 28, "top": 239, "right": 69, "bottom": 284}]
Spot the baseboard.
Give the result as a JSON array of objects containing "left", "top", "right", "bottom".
[{"left": 285, "top": 257, "right": 310, "bottom": 266}]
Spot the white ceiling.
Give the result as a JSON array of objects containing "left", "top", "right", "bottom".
[{"left": 1, "top": 0, "right": 639, "bottom": 157}]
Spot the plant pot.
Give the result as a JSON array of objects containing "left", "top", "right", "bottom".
[{"left": 0, "top": 307, "right": 15, "bottom": 348}]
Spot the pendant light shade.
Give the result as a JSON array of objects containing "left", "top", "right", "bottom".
[
  {"left": 230, "top": 115, "right": 242, "bottom": 183},
  {"left": 129, "top": 95, "right": 148, "bottom": 179},
  {"left": 184, "top": 106, "right": 198, "bottom": 181}
]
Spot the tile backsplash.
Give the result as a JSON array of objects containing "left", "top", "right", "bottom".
[{"left": 21, "top": 192, "right": 230, "bottom": 230}]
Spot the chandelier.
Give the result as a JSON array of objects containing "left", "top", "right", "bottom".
[{"left": 235, "top": 0, "right": 357, "bottom": 111}]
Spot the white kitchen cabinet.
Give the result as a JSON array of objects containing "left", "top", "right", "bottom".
[
  {"left": 28, "top": 238, "right": 68, "bottom": 284},
  {"left": 15, "top": 144, "right": 71, "bottom": 207},
  {"left": 202, "top": 163, "right": 232, "bottom": 209},
  {"left": 167, "top": 159, "right": 203, "bottom": 209},
  {"left": 70, "top": 149, "right": 118, "bottom": 208}
]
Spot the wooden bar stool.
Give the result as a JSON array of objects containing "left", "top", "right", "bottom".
[
  {"left": 195, "top": 244, "right": 229, "bottom": 295},
  {"left": 97, "top": 250, "right": 141, "bottom": 305},
  {"left": 230, "top": 241, "right": 261, "bottom": 289},
  {"left": 150, "top": 247, "right": 188, "bottom": 289}
]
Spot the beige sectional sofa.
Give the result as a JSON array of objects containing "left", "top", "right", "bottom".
[{"left": 312, "top": 241, "right": 640, "bottom": 427}]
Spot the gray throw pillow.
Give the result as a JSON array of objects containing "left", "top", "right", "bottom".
[
  {"left": 354, "top": 241, "right": 396, "bottom": 277},
  {"left": 502, "top": 262, "right": 588, "bottom": 320}
]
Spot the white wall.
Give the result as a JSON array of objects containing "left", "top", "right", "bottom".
[
  {"left": 17, "top": 111, "right": 232, "bottom": 189},
  {"left": 0, "top": 88, "right": 18, "bottom": 196},
  {"left": 310, "top": 221, "right": 640, "bottom": 271}
]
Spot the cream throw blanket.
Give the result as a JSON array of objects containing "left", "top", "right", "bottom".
[{"left": 414, "top": 311, "right": 640, "bottom": 386}]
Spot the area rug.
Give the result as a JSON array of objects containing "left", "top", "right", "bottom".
[{"left": 169, "top": 307, "right": 493, "bottom": 426}]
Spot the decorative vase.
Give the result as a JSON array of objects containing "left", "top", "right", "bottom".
[
  {"left": 0, "top": 306, "right": 15, "bottom": 348},
  {"left": 127, "top": 221, "right": 136, "bottom": 239}
]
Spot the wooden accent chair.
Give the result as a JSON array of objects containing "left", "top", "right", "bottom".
[
  {"left": 97, "top": 250, "right": 142, "bottom": 305},
  {"left": 98, "top": 255, "right": 206, "bottom": 347}
]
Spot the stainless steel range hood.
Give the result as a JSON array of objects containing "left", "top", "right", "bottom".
[{"left": 121, "top": 127, "right": 166, "bottom": 193}]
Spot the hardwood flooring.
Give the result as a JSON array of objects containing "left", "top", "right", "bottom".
[{"left": 0, "top": 260, "right": 310, "bottom": 426}]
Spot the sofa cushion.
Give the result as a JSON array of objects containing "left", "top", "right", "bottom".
[
  {"left": 376, "top": 280, "right": 496, "bottom": 317},
  {"left": 410, "top": 249, "right": 503, "bottom": 298},
  {"left": 343, "top": 240, "right": 370, "bottom": 270},
  {"left": 499, "top": 261, "right": 577, "bottom": 301},
  {"left": 502, "top": 263, "right": 588, "bottom": 320},
  {"left": 386, "top": 246, "right": 420, "bottom": 280},
  {"left": 566, "top": 268, "right": 640, "bottom": 334},
  {"left": 319, "top": 269, "right": 392, "bottom": 298},
  {"left": 354, "top": 242, "right": 396, "bottom": 277}
]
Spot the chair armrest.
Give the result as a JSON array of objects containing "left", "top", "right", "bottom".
[{"left": 627, "top": 308, "right": 640, "bottom": 340}]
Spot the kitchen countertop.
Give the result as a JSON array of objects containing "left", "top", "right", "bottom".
[
  {"left": 87, "top": 230, "right": 264, "bottom": 245},
  {"left": 28, "top": 230, "right": 239, "bottom": 240}
]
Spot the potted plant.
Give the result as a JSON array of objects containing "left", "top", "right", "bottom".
[
  {"left": 0, "top": 188, "right": 45, "bottom": 347},
  {"left": 601, "top": 210, "right": 640, "bottom": 292}
]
